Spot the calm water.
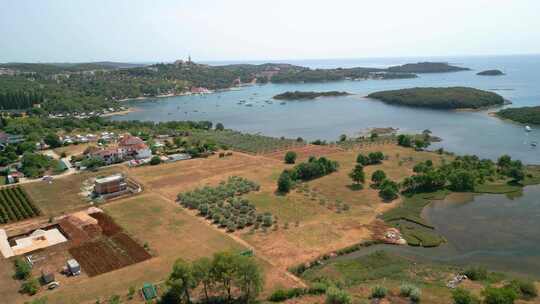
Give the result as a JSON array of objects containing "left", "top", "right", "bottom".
[
  {"left": 113, "top": 54, "right": 540, "bottom": 164},
  {"left": 336, "top": 186, "right": 540, "bottom": 277}
]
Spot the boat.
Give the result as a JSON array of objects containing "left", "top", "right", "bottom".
[
  {"left": 525, "top": 125, "right": 532, "bottom": 132},
  {"left": 531, "top": 141, "right": 537, "bottom": 147},
  {"left": 280, "top": 102, "right": 286, "bottom": 105}
]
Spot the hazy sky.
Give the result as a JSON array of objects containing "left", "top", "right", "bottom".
[{"left": 1, "top": 0, "right": 540, "bottom": 63}]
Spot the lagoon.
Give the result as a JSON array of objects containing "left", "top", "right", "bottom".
[{"left": 112, "top": 55, "right": 540, "bottom": 164}]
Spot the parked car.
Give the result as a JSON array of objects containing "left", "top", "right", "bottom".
[{"left": 47, "top": 281, "right": 60, "bottom": 290}]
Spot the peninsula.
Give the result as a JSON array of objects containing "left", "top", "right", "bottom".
[
  {"left": 496, "top": 106, "right": 540, "bottom": 124},
  {"left": 367, "top": 87, "right": 505, "bottom": 109},
  {"left": 273, "top": 91, "right": 350, "bottom": 100}
]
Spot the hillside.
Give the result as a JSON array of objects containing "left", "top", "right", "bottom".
[
  {"left": 367, "top": 87, "right": 505, "bottom": 109},
  {"left": 387, "top": 62, "right": 470, "bottom": 73},
  {"left": 497, "top": 106, "right": 540, "bottom": 124}
]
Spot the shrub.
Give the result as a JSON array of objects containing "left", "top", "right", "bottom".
[
  {"left": 368, "top": 151, "right": 384, "bottom": 164},
  {"left": 325, "top": 287, "right": 351, "bottom": 304},
  {"left": 20, "top": 277, "right": 39, "bottom": 295},
  {"left": 14, "top": 258, "right": 31, "bottom": 280},
  {"left": 356, "top": 153, "right": 370, "bottom": 166},
  {"left": 409, "top": 288, "right": 422, "bottom": 303},
  {"left": 371, "top": 170, "right": 387, "bottom": 187},
  {"left": 452, "top": 288, "right": 480, "bottom": 304},
  {"left": 400, "top": 283, "right": 416, "bottom": 297},
  {"left": 463, "top": 266, "right": 488, "bottom": 281},
  {"left": 268, "top": 288, "right": 304, "bottom": 302},
  {"left": 371, "top": 285, "right": 388, "bottom": 299},
  {"left": 505, "top": 279, "right": 538, "bottom": 299},
  {"left": 277, "top": 171, "right": 292, "bottom": 193},
  {"left": 284, "top": 151, "right": 297, "bottom": 164},
  {"left": 482, "top": 287, "right": 517, "bottom": 304}
]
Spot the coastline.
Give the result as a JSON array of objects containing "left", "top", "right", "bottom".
[{"left": 100, "top": 107, "right": 138, "bottom": 117}]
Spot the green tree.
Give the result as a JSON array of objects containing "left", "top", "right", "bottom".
[
  {"left": 167, "top": 259, "right": 197, "bottom": 304},
  {"left": 193, "top": 257, "right": 213, "bottom": 303},
  {"left": 211, "top": 251, "right": 238, "bottom": 301},
  {"left": 348, "top": 164, "right": 365, "bottom": 186},
  {"left": 379, "top": 179, "right": 399, "bottom": 201},
  {"left": 356, "top": 153, "right": 370, "bottom": 166},
  {"left": 235, "top": 256, "right": 264, "bottom": 302},
  {"left": 44, "top": 133, "right": 62, "bottom": 148},
  {"left": 215, "top": 122, "right": 225, "bottom": 131},
  {"left": 368, "top": 151, "right": 384, "bottom": 164},
  {"left": 397, "top": 134, "right": 413, "bottom": 147},
  {"left": 277, "top": 171, "right": 292, "bottom": 193},
  {"left": 448, "top": 169, "right": 475, "bottom": 191},
  {"left": 284, "top": 151, "right": 297, "bottom": 164},
  {"left": 371, "top": 170, "right": 387, "bottom": 187},
  {"left": 339, "top": 134, "right": 347, "bottom": 142}
]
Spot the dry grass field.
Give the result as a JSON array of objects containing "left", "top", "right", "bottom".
[
  {"left": 22, "top": 166, "right": 126, "bottom": 216},
  {"left": 3, "top": 144, "right": 452, "bottom": 303}
]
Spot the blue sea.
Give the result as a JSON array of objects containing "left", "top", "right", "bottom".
[{"left": 114, "top": 54, "right": 540, "bottom": 164}]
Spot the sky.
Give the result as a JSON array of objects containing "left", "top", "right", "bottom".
[{"left": 1, "top": 0, "right": 540, "bottom": 63}]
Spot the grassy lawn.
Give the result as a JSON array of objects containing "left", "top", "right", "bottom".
[{"left": 22, "top": 166, "right": 125, "bottom": 216}]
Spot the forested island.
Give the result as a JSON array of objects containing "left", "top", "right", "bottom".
[
  {"left": 387, "top": 62, "right": 470, "bottom": 73},
  {"left": 477, "top": 69, "right": 504, "bottom": 76},
  {"left": 496, "top": 106, "right": 540, "bottom": 124},
  {"left": 0, "top": 60, "right": 469, "bottom": 114},
  {"left": 273, "top": 91, "right": 350, "bottom": 100},
  {"left": 367, "top": 87, "right": 505, "bottom": 109}
]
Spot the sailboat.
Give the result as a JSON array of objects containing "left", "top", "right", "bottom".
[{"left": 525, "top": 125, "right": 532, "bottom": 132}]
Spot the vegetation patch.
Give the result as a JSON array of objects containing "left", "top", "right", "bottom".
[
  {"left": 177, "top": 176, "right": 274, "bottom": 232},
  {"left": 273, "top": 91, "right": 350, "bottom": 100},
  {"left": 0, "top": 186, "right": 40, "bottom": 223},
  {"left": 496, "top": 106, "right": 540, "bottom": 125},
  {"left": 368, "top": 87, "right": 505, "bottom": 109}
]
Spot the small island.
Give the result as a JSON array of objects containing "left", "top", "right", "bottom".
[
  {"left": 273, "top": 91, "right": 350, "bottom": 100},
  {"left": 496, "top": 106, "right": 540, "bottom": 124},
  {"left": 367, "top": 87, "right": 505, "bottom": 109},
  {"left": 477, "top": 69, "right": 504, "bottom": 76},
  {"left": 387, "top": 62, "right": 470, "bottom": 73}
]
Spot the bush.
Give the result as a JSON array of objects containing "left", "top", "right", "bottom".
[
  {"left": 14, "top": 258, "right": 31, "bottom": 280},
  {"left": 368, "top": 151, "right": 384, "bottom": 164},
  {"left": 463, "top": 266, "right": 488, "bottom": 281},
  {"left": 482, "top": 287, "right": 518, "bottom": 304},
  {"left": 284, "top": 151, "right": 297, "bottom": 164},
  {"left": 150, "top": 155, "right": 161, "bottom": 165},
  {"left": 268, "top": 288, "right": 304, "bottom": 302},
  {"left": 400, "top": 283, "right": 416, "bottom": 297},
  {"left": 452, "top": 288, "right": 480, "bottom": 304},
  {"left": 505, "top": 279, "right": 538, "bottom": 299},
  {"left": 325, "top": 287, "right": 351, "bottom": 304},
  {"left": 277, "top": 171, "right": 292, "bottom": 193},
  {"left": 410, "top": 288, "right": 422, "bottom": 303},
  {"left": 371, "top": 285, "right": 388, "bottom": 299},
  {"left": 20, "top": 277, "right": 39, "bottom": 295},
  {"left": 356, "top": 153, "right": 370, "bottom": 166}
]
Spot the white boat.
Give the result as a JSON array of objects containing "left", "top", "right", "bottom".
[{"left": 525, "top": 125, "right": 532, "bottom": 132}]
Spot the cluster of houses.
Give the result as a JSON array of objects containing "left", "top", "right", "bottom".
[{"left": 86, "top": 134, "right": 152, "bottom": 166}]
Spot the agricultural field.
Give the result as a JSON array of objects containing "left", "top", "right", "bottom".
[
  {"left": 191, "top": 129, "right": 305, "bottom": 154},
  {"left": 68, "top": 213, "right": 151, "bottom": 277},
  {"left": 0, "top": 186, "right": 40, "bottom": 224},
  {"left": 264, "top": 144, "right": 343, "bottom": 161}
]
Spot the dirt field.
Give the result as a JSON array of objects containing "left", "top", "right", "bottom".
[
  {"left": 69, "top": 213, "right": 151, "bottom": 277},
  {"left": 53, "top": 143, "right": 94, "bottom": 157}
]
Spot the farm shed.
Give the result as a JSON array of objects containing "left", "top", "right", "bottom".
[{"left": 67, "top": 259, "right": 81, "bottom": 275}]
